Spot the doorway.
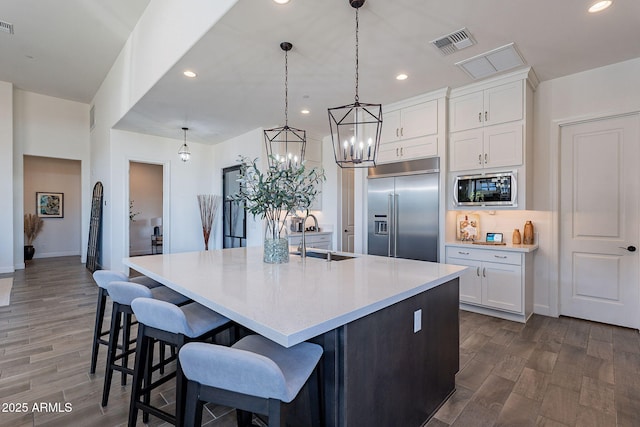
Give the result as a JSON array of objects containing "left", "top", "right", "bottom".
[
  {"left": 129, "top": 162, "right": 163, "bottom": 256},
  {"left": 222, "top": 165, "right": 246, "bottom": 248},
  {"left": 559, "top": 114, "right": 640, "bottom": 328}
]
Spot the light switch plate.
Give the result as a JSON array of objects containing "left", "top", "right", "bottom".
[{"left": 414, "top": 309, "right": 422, "bottom": 333}]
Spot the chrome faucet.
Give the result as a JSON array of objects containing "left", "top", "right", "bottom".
[{"left": 299, "top": 212, "right": 318, "bottom": 258}]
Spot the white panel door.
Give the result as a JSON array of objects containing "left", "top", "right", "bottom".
[{"left": 560, "top": 115, "right": 640, "bottom": 328}]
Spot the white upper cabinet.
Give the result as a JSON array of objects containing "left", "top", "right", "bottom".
[
  {"left": 449, "top": 80, "right": 523, "bottom": 133},
  {"left": 383, "top": 101, "right": 438, "bottom": 142},
  {"left": 377, "top": 96, "right": 443, "bottom": 164},
  {"left": 450, "top": 123, "right": 523, "bottom": 171}
]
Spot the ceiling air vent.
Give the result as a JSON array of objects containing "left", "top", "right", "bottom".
[
  {"left": 0, "top": 20, "right": 14, "bottom": 35},
  {"left": 431, "top": 28, "right": 475, "bottom": 56}
]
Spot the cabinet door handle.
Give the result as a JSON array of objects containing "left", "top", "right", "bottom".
[
  {"left": 457, "top": 251, "right": 469, "bottom": 255},
  {"left": 484, "top": 153, "right": 488, "bottom": 164},
  {"left": 482, "top": 267, "right": 486, "bottom": 277},
  {"left": 400, "top": 147, "right": 404, "bottom": 156},
  {"left": 476, "top": 266, "right": 480, "bottom": 277},
  {"left": 400, "top": 127, "right": 404, "bottom": 137},
  {"left": 478, "top": 154, "right": 482, "bottom": 165},
  {"left": 485, "top": 111, "right": 488, "bottom": 121},
  {"left": 494, "top": 255, "right": 508, "bottom": 259},
  {"left": 478, "top": 112, "right": 482, "bottom": 122},
  {"left": 396, "top": 128, "right": 399, "bottom": 137},
  {"left": 396, "top": 148, "right": 399, "bottom": 157}
]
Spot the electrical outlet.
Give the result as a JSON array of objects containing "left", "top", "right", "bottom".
[{"left": 413, "top": 309, "right": 422, "bottom": 333}]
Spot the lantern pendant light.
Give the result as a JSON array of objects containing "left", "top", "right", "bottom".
[
  {"left": 264, "top": 42, "right": 306, "bottom": 168},
  {"left": 178, "top": 127, "right": 191, "bottom": 162},
  {"left": 328, "top": 0, "right": 382, "bottom": 168}
]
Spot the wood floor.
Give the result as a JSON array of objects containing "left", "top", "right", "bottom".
[{"left": 1, "top": 257, "right": 639, "bottom": 426}]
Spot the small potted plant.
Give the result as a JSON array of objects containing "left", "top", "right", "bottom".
[
  {"left": 24, "top": 213, "right": 44, "bottom": 261},
  {"left": 230, "top": 156, "right": 325, "bottom": 263}
]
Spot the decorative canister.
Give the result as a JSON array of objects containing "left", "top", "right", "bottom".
[
  {"left": 523, "top": 220, "right": 534, "bottom": 244},
  {"left": 512, "top": 228, "right": 522, "bottom": 244}
]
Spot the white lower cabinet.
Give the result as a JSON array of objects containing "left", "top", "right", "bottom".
[
  {"left": 288, "top": 232, "right": 332, "bottom": 251},
  {"left": 445, "top": 245, "right": 534, "bottom": 322}
]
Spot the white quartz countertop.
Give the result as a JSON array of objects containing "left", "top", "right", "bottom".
[
  {"left": 446, "top": 241, "right": 539, "bottom": 253},
  {"left": 124, "top": 247, "right": 466, "bottom": 347}
]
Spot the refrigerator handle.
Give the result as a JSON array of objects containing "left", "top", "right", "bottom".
[
  {"left": 394, "top": 193, "right": 399, "bottom": 257},
  {"left": 387, "top": 194, "right": 393, "bottom": 257}
]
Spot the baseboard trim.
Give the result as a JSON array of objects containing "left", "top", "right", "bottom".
[
  {"left": 0, "top": 266, "right": 15, "bottom": 274},
  {"left": 34, "top": 251, "right": 81, "bottom": 259}
]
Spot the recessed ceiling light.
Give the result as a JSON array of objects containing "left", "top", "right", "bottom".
[
  {"left": 273, "top": 0, "right": 290, "bottom": 4},
  {"left": 588, "top": 1, "right": 612, "bottom": 13},
  {"left": 301, "top": 109, "right": 310, "bottom": 114},
  {"left": 396, "top": 73, "right": 408, "bottom": 81},
  {"left": 183, "top": 70, "right": 197, "bottom": 78}
]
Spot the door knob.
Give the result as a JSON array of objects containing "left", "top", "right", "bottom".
[{"left": 620, "top": 245, "right": 637, "bottom": 252}]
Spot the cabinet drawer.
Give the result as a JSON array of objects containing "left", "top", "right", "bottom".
[
  {"left": 289, "top": 233, "right": 332, "bottom": 245},
  {"left": 446, "top": 247, "right": 522, "bottom": 265}
]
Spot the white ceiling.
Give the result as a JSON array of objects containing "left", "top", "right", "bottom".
[
  {"left": 2, "top": 0, "right": 640, "bottom": 145},
  {"left": 0, "top": 0, "right": 150, "bottom": 103}
]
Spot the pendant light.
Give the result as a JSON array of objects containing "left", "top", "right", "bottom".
[
  {"left": 264, "top": 42, "right": 306, "bottom": 168},
  {"left": 178, "top": 127, "right": 191, "bottom": 162},
  {"left": 328, "top": 0, "right": 382, "bottom": 168}
]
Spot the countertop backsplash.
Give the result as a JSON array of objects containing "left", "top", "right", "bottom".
[{"left": 446, "top": 209, "right": 549, "bottom": 245}]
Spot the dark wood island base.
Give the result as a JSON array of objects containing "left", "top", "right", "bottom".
[{"left": 316, "top": 278, "right": 459, "bottom": 427}]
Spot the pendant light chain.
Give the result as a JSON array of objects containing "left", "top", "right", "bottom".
[
  {"left": 284, "top": 46, "right": 289, "bottom": 126},
  {"left": 354, "top": 7, "right": 359, "bottom": 103}
]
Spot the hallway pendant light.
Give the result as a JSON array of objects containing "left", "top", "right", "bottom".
[
  {"left": 264, "top": 42, "right": 306, "bottom": 168},
  {"left": 178, "top": 127, "right": 191, "bottom": 162},
  {"left": 328, "top": 0, "right": 382, "bottom": 168}
]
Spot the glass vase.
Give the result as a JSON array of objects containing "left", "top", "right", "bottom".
[{"left": 263, "top": 219, "right": 289, "bottom": 264}]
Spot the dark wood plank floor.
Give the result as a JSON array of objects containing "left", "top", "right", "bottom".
[{"left": 1, "top": 257, "right": 639, "bottom": 426}]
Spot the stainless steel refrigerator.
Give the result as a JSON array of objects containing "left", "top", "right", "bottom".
[{"left": 367, "top": 158, "right": 439, "bottom": 262}]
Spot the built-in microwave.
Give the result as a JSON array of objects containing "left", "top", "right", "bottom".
[{"left": 454, "top": 171, "right": 517, "bottom": 207}]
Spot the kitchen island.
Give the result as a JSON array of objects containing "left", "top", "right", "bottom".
[{"left": 124, "top": 247, "right": 466, "bottom": 427}]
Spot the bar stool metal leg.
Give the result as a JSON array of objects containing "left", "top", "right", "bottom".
[
  {"left": 101, "top": 303, "right": 122, "bottom": 407},
  {"left": 90, "top": 287, "right": 108, "bottom": 374}
]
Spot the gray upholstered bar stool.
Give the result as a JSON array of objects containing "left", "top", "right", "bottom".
[
  {"left": 101, "top": 280, "right": 190, "bottom": 407},
  {"left": 128, "top": 297, "right": 234, "bottom": 426},
  {"left": 179, "top": 336, "right": 323, "bottom": 427},
  {"left": 90, "top": 270, "right": 162, "bottom": 376}
]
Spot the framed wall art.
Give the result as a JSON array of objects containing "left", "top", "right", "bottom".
[{"left": 36, "top": 192, "right": 64, "bottom": 218}]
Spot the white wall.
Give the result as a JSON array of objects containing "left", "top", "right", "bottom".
[
  {"left": 111, "top": 130, "right": 214, "bottom": 272},
  {"left": 0, "top": 81, "right": 13, "bottom": 273},
  {"left": 13, "top": 89, "right": 89, "bottom": 268},
  {"left": 531, "top": 57, "right": 640, "bottom": 317},
  {"left": 90, "top": 0, "right": 238, "bottom": 270},
  {"left": 23, "top": 156, "right": 82, "bottom": 258}
]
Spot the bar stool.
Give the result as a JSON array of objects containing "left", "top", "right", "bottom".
[
  {"left": 90, "top": 270, "right": 162, "bottom": 375},
  {"left": 179, "top": 335, "right": 323, "bottom": 427},
  {"left": 101, "top": 281, "right": 190, "bottom": 407},
  {"left": 128, "top": 297, "right": 234, "bottom": 426}
]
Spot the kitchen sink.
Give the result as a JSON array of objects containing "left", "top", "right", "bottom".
[{"left": 291, "top": 251, "right": 355, "bottom": 261}]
